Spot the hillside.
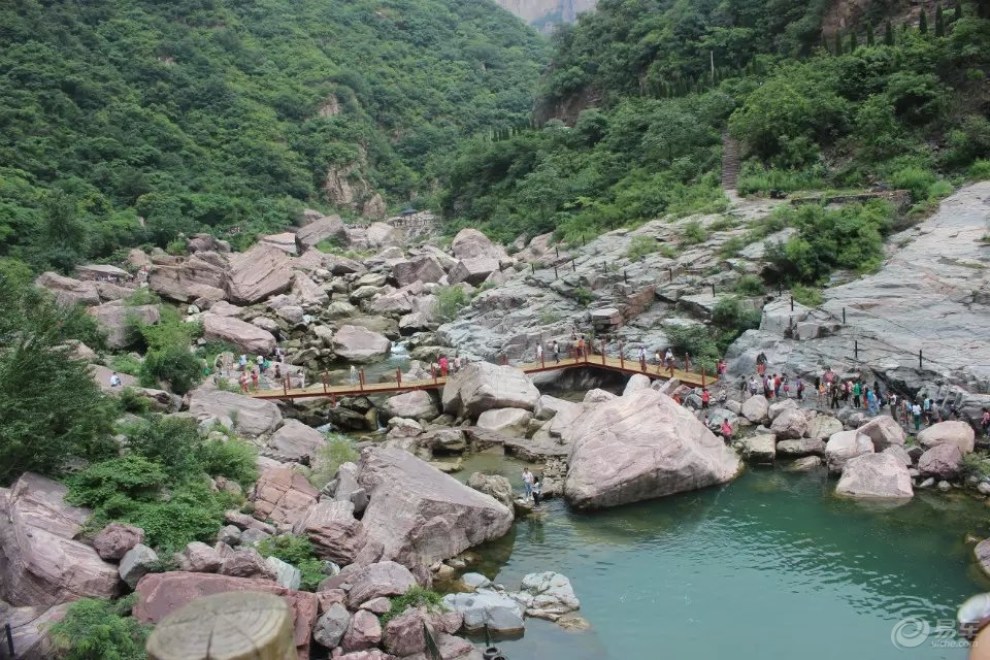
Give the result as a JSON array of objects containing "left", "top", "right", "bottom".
[
  {"left": 0, "top": 0, "right": 548, "bottom": 273},
  {"left": 439, "top": 0, "right": 990, "bottom": 251}
]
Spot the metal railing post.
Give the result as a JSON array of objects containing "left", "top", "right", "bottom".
[
  {"left": 396, "top": 368, "right": 402, "bottom": 387},
  {"left": 359, "top": 369, "right": 365, "bottom": 392}
]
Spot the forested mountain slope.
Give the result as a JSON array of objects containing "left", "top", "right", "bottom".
[
  {"left": 0, "top": 0, "right": 548, "bottom": 272},
  {"left": 440, "top": 0, "right": 990, "bottom": 246}
]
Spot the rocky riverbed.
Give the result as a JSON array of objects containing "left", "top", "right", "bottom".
[{"left": 9, "top": 185, "right": 990, "bottom": 657}]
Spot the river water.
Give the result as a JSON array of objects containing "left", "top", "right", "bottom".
[{"left": 457, "top": 456, "right": 990, "bottom": 660}]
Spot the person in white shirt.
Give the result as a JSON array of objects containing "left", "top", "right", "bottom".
[
  {"left": 536, "top": 343, "right": 544, "bottom": 362},
  {"left": 522, "top": 468, "right": 534, "bottom": 499},
  {"left": 109, "top": 372, "right": 122, "bottom": 388}
]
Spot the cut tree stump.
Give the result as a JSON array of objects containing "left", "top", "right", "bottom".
[{"left": 146, "top": 591, "right": 295, "bottom": 660}]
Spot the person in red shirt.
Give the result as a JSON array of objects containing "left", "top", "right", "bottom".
[
  {"left": 439, "top": 355, "right": 449, "bottom": 377},
  {"left": 701, "top": 388, "right": 710, "bottom": 409},
  {"left": 720, "top": 418, "right": 733, "bottom": 443}
]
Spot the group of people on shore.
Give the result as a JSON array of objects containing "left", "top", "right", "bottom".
[{"left": 213, "top": 347, "right": 294, "bottom": 393}]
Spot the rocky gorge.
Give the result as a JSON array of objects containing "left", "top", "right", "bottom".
[{"left": 7, "top": 184, "right": 990, "bottom": 658}]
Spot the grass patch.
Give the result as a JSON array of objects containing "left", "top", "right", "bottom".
[
  {"left": 679, "top": 220, "right": 708, "bottom": 246},
  {"left": 381, "top": 586, "right": 446, "bottom": 625},
  {"left": 733, "top": 274, "right": 765, "bottom": 296},
  {"left": 791, "top": 284, "right": 823, "bottom": 307},
  {"left": 307, "top": 435, "right": 359, "bottom": 488},
  {"left": 51, "top": 597, "right": 149, "bottom": 660},
  {"left": 626, "top": 235, "right": 658, "bottom": 261},
  {"left": 257, "top": 534, "right": 327, "bottom": 591}
]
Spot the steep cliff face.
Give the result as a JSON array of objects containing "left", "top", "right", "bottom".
[{"left": 495, "top": 0, "right": 597, "bottom": 32}]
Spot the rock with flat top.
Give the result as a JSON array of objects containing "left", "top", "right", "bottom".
[
  {"left": 251, "top": 466, "right": 319, "bottom": 526},
  {"left": 119, "top": 544, "right": 158, "bottom": 589},
  {"left": 857, "top": 416, "right": 906, "bottom": 451},
  {"left": 824, "top": 430, "right": 874, "bottom": 473},
  {"left": 202, "top": 313, "right": 277, "bottom": 355},
  {"left": 741, "top": 395, "right": 769, "bottom": 424},
  {"left": 476, "top": 408, "right": 533, "bottom": 436},
  {"left": 564, "top": 389, "right": 741, "bottom": 509},
  {"left": 148, "top": 253, "right": 228, "bottom": 303},
  {"left": 441, "top": 591, "right": 523, "bottom": 633},
  {"left": 297, "top": 214, "right": 347, "bottom": 248},
  {"left": 332, "top": 325, "right": 392, "bottom": 363},
  {"left": 448, "top": 258, "right": 499, "bottom": 286},
  {"left": 735, "top": 433, "right": 776, "bottom": 463},
  {"left": 35, "top": 271, "right": 100, "bottom": 307},
  {"left": 354, "top": 447, "right": 513, "bottom": 567},
  {"left": 176, "top": 541, "right": 222, "bottom": 573},
  {"left": 260, "top": 232, "right": 299, "bottom": 255},
  {"left": 383, "top": 391, "right": 439, "bottom": 421},
  {"left": 835, "top": 453, "right": 913, "bottom": 499},
  {"left": 770, "top": 408, "right": 808, "bottom": 440},
  {"left": 451, "top": 228, "right": 508, "bottom": 261},
  {"left": 392, "top": 257, "right": 446, "bottom": 288},
  {"left": 188, "top": 389, "right": 282, "bottom": 438},
  {"left": 269, "top": 419, "right": 326, "bottom": 463}
]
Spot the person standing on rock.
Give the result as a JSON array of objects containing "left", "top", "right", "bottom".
[
  {"left": 440, "top": 355, "right": 449, "bottom": 377},
  {"left": 796, "top": 377, "right": 804, "bottom": 401},
  {"left": 638, "top": 346, "right": 647, "bottom": 371},
  {"left": 532, "top": 476, "right": 542, "bottom": 508},
  {"left": 720, "top": 418, "right": 733, "bottom": 444},
  {"left": 912, "top": 401, "right": 923, "bottom": 431},
  {"left": 577, "top": 335, "right": 586, "bottom": 360},
  {"left": 349, "top": 365, "right": 358, "bottom": 385},
  {"left": 239, "top": 371, "right": 249, "bottom": 393},
  {"left": 701, "top": 388, "right": 710, "bottom": 410},
  {"left": 866, "top": 388, "right": 879, "bottom": 415},
  {"left": 830, "top": 383, "right": 840, "bottom": 410},
  {"left": 250, "top": 368, "right": 259, "bottom": 391},
  {"left": 522, "top": 468, "right": 534, "bottom": 500}
]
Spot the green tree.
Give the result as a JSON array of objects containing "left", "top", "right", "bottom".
[
  {"left": 919, "top": 10, "right": 928, "bottom": 34},
  {"left": 0, "top": 281, "right": 115, "bottom": 485},
  {"left": 935, "top": 3, "right": 946, "bottom": 36},
  {"left": 884, "top": 21, "right": 895, "bottom": 46},
  {"left": 833, "top": 31, "right": 843, "bottom": 55},
  {"left": 849, "top": 31, "right": 858, "bottom": 51}
]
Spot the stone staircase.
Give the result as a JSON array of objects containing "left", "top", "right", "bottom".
[{"left": 721, "top": 133, "right": 741, "bottom": 192}]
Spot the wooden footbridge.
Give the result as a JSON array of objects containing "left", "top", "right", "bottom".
[{"left": 250, "top": 347, "right": 716, "bottom": 401}]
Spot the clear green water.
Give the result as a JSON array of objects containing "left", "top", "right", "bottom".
[{"left": 459, "top": 457, "right": 990, "bottom": 660}]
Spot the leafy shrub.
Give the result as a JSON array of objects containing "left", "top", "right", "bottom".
[
  {"left": 791, "top": 285, "right": 824, "bottom": 307},
  {"left": 50, "top": 598, "right": 149, "bottom": 660},
  {"left": 679, "top": 221, "right": 708, "bottom": 245},
  {"left": 257, "top": 535, "right": 326, "bottom": 591},
  {"left": 124, "top": 288, "right": 161, "bottom": 306},
  {"left": 961, "top": 452, "right": 990, "bottom": 482},
  {"left": 664, "top": 324, "right": 720, "bottom": 363},
  {"left": 436, "top": 286, "right": 470, "bottom": 322},
  {"left": 737, "top": 164, "right": 828, "bottom": 196},
  {"left": 121, "top": 415, "right": 202, "bottom": 479},
  {"left": 110, "top": 354, "right": 143, "bottom": 376},
  {"left": 307, "top": 435, "right": 359, "bottom": 488},
  {"left": 889, "top": 166, "right": 937, "bottom": 202},
  {"left": 140, "top": 344, "right": 203, "bottom": 394},
  {"left": 626, "top": 235, "right": 657, "bottom": 261},
  {"left": 67, "top": 456, "right": 168, "bottom": 505},
  {"left": 196, "top": 439, "right": 259, "bottom": 489},
  {"left": 711, "top": 297, "right": 762, "bottom": 334},
  {"left": 570, "top": 287, "right": 595, "bottom": 307},
  {"left": 381, "top": 586, "right": 445, "bottom": 625},
  {"left": 928, "top": 180, "right": 954, "bottom": 199},
  {"left": 718, "top": 236, "right": 746, "bottom": 258},
  {"left": 970, "top": 160, "right": 990, "bottom": 180},
  {"left": 117, "top": 387, "right": 151, "bottom": 415},
  {"left": 733, "top": 274, "right": 765, "bottom": 296},
  {"left": 538, "top": 309, "right": 563, "bottom": 325}
]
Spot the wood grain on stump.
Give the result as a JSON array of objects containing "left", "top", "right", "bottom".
[{"left": 146, "top": 591, "right": 295, "bottom": 660}]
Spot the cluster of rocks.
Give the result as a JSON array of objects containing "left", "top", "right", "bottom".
[{"left": 726, "top": 392, "right": 981, "bottom": 500}]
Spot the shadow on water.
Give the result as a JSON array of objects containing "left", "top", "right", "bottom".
[{"left": 466, "top": 467, "right": 990, "bottom": 660}]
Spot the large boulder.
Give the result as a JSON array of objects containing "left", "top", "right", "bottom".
[
  {"left": 741, "top": 395, "right": 769, "bottom": 424},
  {"left": 132, "top": 571, "right": 319, "bottom": 659},
  {"left": 292, "top": 273, "right": 329, "bottom": 307},
  {"left": 442, "top": 363, "right": 540, "bottom": 418},
  {"left": 807, "top": 414, "right": 843, "bottom": 441},
  {"left": 354, "top": 447, "right": 513, "bottom": 567},
  {"left": 835, "top": 453, "right": 913, "bottom": 499},
  {"left": 734, "top": 433, "right": 776, "bottom": 463},
  {"left": 476, "top": 408, "right": 533, "bottom": 436},
  {"left": 87, "top": 303, "right": 159, "bottom": 349},
  {"left": 188, "top": 389, "right": 282, "bottom": 438},
  {"left": 451, "top": 228, "right": 507, "bottom": 261},
  {"left": 226, "top": 244, "right": 293, "bottom": 305},
  {"left": 769, "top": 408, "right": 808, "bottom": 440},
  {"left": 824, "top": 430, "right": 874, "bottom": 473},
  {"left": 441, "top": 591, "right": 524, "bottom": 633},
  {"left": 918, "top": 421, "right": 976, "bottom": 454},
  {"left": 148, "top": 253, "right": 228, "bottom": 303},
  {"left": 251, "top": 467, "right": 320, "bottom": 526},
  {"left": 341, "top": 609, "right": 383, "bottom": 652},
  {"left": 918, "top": 442, "right": 964, "bottom": 480},
  {"left": 448, "top": 258, "right": 499, "bottom": 286},
  {"left": 313, "top": 601, "right": 350, "bottom": 649},
  {"left": 383, "top": 391, "right": 439, "bottom": 422},
  {"left": 857, "top": 416, "right": 906, "bottom": 451},
  {"left": 296, "top": 214, "right": 347, "bottom": 248},
  {"left": 510, "top": 571, "right": 581, "bottom": 620},
  {"left": 0, "top": 601, "right": 70, "bottom": 658},
  {"left": 202, "top": 313, "right": 277, "bottom": 355},
  {"left": 260, "top": 232, "right": 299, "bottom": 255},
  {"left": 0, "top": 474, "right": 119, "bottom": 607},
  {"left": 119, "top": 543, "right": 159, "bottom": 589},
  {"left": 564, "top": 389, "right": 741, "bottom": 510},
  {"left": 35, "top": 272, "right": 100, "bottom": 307},
  {"left": 176, "top": 541, "right": 223, "bottom": 573},
  {"left": 332, "top": 325, "right": 392, "bottom": 363},
  {"left": 292, "top": 500, "right": 367, "bottom": 566},
  {"left": 270, "top": 419, "right": 327, "bottom": 463},
  {"left": 341, "top": 561, "right": 417, "bottom": 609},
  {"left": 391, "top": 257, "right": 445, "bottom": 288},
  {"left": 776, "top": 437, "right": 825, "bottom": 457},
  {"left": 622, "top": 374, "right": 652, "bottom": 396},
  {"left": 466, "top": 472, "right": 514, "bottom": 510}
]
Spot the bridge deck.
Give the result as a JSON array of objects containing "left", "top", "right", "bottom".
[{"left": 251, "top": 355, "right": 716, "bottom": 401}]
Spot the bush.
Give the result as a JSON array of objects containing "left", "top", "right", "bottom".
[
  {"left": 791, "top": 285, "right": 824, "bottom": 307},
  {"left": 0, "top": 282, "right": 117, "bottom": 485},
  {"left": 679, "top": 220, "right": 708, "bottom": 245},
  {"left": 117, "top": 387, "right": 151, "bottom": 414},
  {"left": 711, "top": 297, "right": 762, "bottom": 334},
  {"left": 110, "top": 354, "right": 143, "bottom": 376},
  {"left": 381, "top": 586, "right": 445, "bottom": 625},
  {"left": 889, "top": 166, "right": 936, "bottom": 202},
  {"left": 626, "top": 235, "right": 657, "bottom": 261},
  {"left": 67, "top": 456, "right": 169, "bottom": 506},
  {"left": 961, "top": 452, "right": 990, "bottom": 481},
  {"left": 307, "top": 435, "right": 359, "bottom": 488},
  {"left": 733, "top": 274, "right": 766, "bottom": 296},
  {"left": 257, "top": 535, "right": 326, "bottom": 591},
  {"left": 196, "top": 438, "right": 258, "bottom": 489},
  {"left": 50, "top": 598, "right": 149, "bottom": 660},
  {"left": 121, "top": 415, "right": 202, "bottom": 479},
  {"left": 570, "top": 287, "right": 595, "bottom": 307},
  {"left": 140, "top": 344, "right": 203, "bottom": 394},
  {"left": 124, "top": 288, "right": 161, "bottom": 306},
  {"left": 436, "top": 286, "right": 470, "bottom": 322},
  {"left": 970, "top": 160, "right": 990, "bottom": 180}
]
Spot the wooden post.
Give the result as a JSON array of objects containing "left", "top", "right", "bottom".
[
  {"left": 432, "top": 364, "right": 437, "bottom": 383},
  {"left": 556, "top": 246, "right": 560, "bottom": 258},
  {"left": 554, "top": 265, "right": 558, "bottom": 279},
  {"left": 322, "top": 371, "right": 328, "bottom": 393},
  {"left": 282, "top": 377, "right": 288, "bottom": 395},
  {"left": 711, "top": 283, "right": 715, "bottom": 296},
  {"left": 359, "top": 369, "right": 365, "bottom": 391},
  {"left": 919, "top": 349, "right": 923, "bottom": 369},
  {"left": 619, "top": 342, "right": 625, "bottom": 369},
  {"left": 146, "top": 591, "right": 295, "bottom": 660},
  {"left": 571, "top": 259, "right": 576, "bottom": 272},
  {"left": 601, "top": 339, "right": 606, "bottom": 365},
  {"left": 668, "top": 267, "right": 673, "bottom": 281},
  {"left": 396, "top": 368, "right": 402, "bottom": 387},
  {"left": 531, "top": 263, "right": 535, "bottom": 274},
  {"left": 702, "top": 366, "right": 706, "bottom": 388}
]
